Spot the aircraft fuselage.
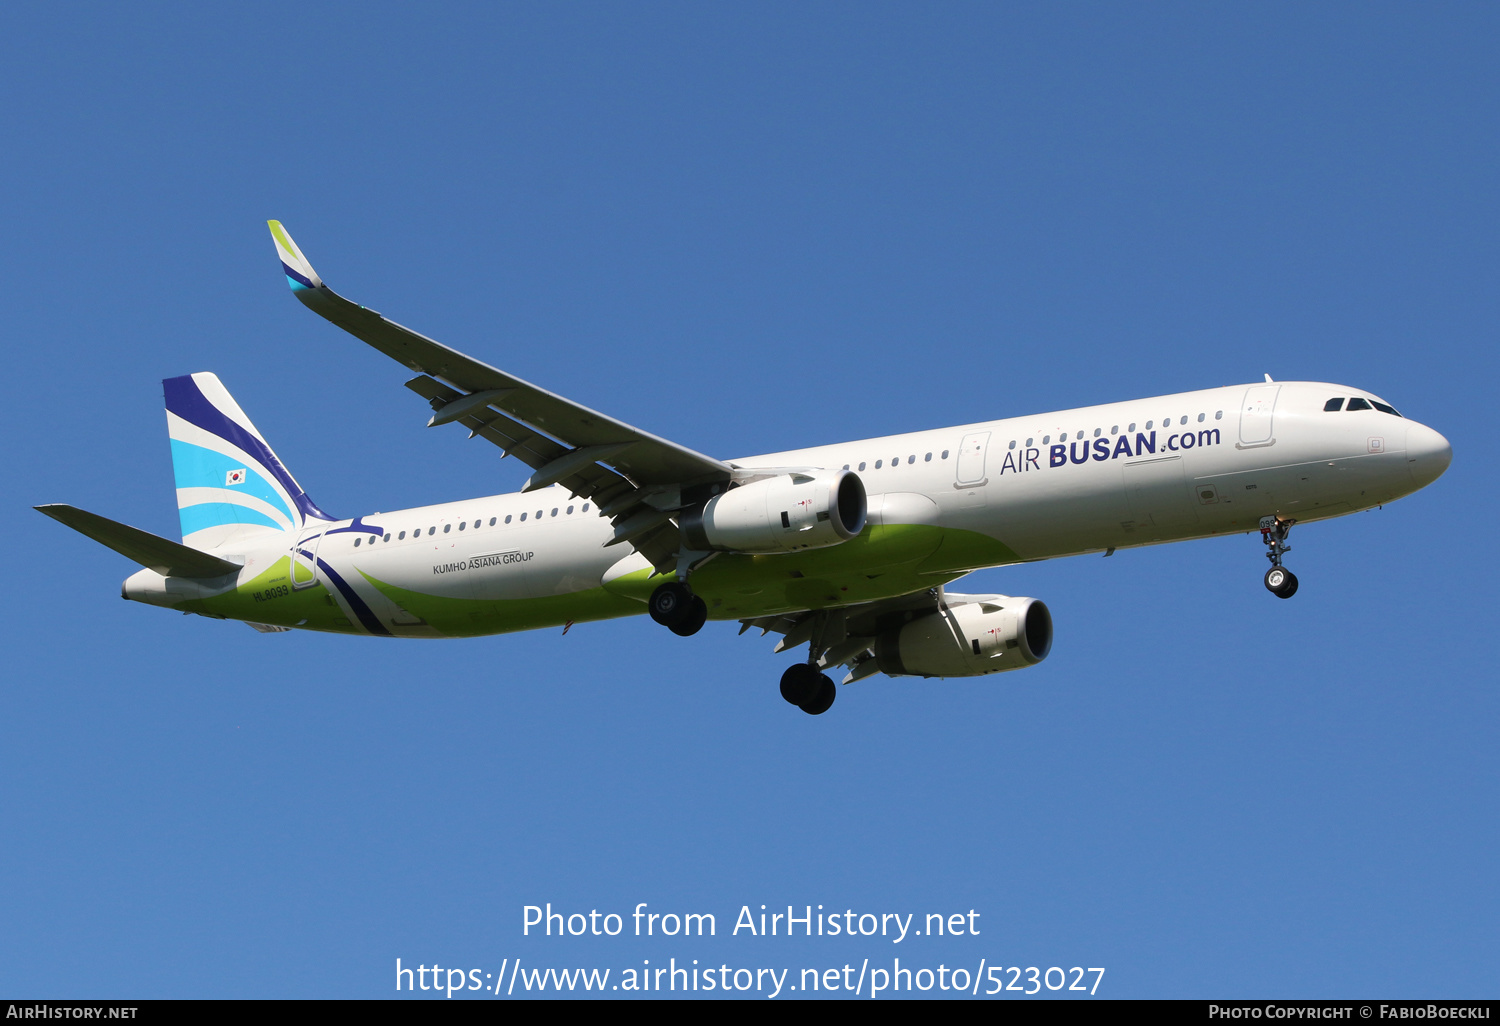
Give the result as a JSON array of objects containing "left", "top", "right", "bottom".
[{"left": 122, "top": 380, "right": 1451, "bottom": 638}]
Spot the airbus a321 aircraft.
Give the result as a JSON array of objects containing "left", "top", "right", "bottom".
[{"left": 37, "top": 222, "right": 1453, "bottom": 715}]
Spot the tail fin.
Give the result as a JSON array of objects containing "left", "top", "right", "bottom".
[{"left": 164, "top": 372, "right": 335, "bottom": 550}]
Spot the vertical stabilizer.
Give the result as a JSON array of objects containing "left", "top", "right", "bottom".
[{"left": 164, "top": 373, "right": 335, "bottom": 550}]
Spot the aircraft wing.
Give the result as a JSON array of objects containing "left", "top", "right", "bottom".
[
  {"left": 268, "top": 221, "right": 733, "bottom": 571},
  {"left": 740, "top": 586, "right": 956, "bottom": 683}
]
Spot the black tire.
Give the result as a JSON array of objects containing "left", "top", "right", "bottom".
[
  {"left": 780, "top": 663, "right": 819, "bottom": 706},
  {"left": 668, "top": 596, "right": 708, "bottom": 636},
  {"left": 799, "top": 674, "right": 837, "bottom": 715},
  {"left": 649, "top": 582, "right": 693, "bottom": 628},
  {"left": 1264, "top": 566, "right": 1298, "bottom": 599},
  {"left": 1264, "top": 567, "right": 1289, "bottom": 595}
]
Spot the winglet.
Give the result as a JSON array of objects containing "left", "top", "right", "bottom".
[{"left": 267, "top": 220, "right": 323, "bottom": 291}]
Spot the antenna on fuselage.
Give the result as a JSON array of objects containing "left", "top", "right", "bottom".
[{"left": 1264, "top": 373, "right": 1274, "bottom": 382}]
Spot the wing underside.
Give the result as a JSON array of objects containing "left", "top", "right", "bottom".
[
  {"left": 268, "top": 221, "right": 732, "bottom": 572},
  {"left": 741, "top": 586, "right": 957, "bottom": 683}
]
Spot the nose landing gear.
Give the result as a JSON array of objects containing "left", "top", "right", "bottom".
[
  {"left": 1259, "top": 515, "right": 1298, "bottom": 598},
  {"left": 649, "top": 581, "right": 708, "bottom": 636}
]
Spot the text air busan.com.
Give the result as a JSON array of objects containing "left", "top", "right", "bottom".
[{"left": 394, "top": 903, "right": 1105, "bottom": 998}]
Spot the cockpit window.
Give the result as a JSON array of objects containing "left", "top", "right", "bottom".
[
  {"left": 1324, "top": 398, "right": 1345, "bottom": 411},
  {"left": 1371, "top": 401, "right": 1402, "bottom": 417},
  {"left": 1346, "top": 397, "right": 1372, "bottom": 411}
]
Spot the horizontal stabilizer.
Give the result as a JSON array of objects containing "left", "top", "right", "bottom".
[{"left": 36, "top": 504, "right": 243, "bottom": 579}]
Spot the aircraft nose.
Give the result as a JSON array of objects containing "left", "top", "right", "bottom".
[{"left": 1405, "top": 422, "right": 1452, "bottom": 490}]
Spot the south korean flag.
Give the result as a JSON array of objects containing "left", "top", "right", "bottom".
[{"left": 225, "top": 468, "right": 247, "bottom": 486}]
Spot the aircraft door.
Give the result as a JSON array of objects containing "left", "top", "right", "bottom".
[
  {"left": 954, "top": 431, "right": 990, "bottom": 509},
  {"left": 1238, "top": 385, "right": 1281, "bottom": 447},
  {"left": 956, "top": 432, "right": 990, "bottom": 486},
  {"left": 290, "top": 528, "right": 324, "bottom": 590}
]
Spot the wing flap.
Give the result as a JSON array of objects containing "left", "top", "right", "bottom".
[{"left": 741, "top": 586, "right": 964, "bottom": 682}]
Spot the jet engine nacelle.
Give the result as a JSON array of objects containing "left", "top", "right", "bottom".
[
  {"left": 680, "top": 470, "right": 867, "bottom": 553},
  {"left": 874, "top": 597, "right": 1052, "bottom": 678}
]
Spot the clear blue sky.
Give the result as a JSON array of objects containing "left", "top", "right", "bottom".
[{"left": 2, "top": 3, "right": 1495, "bottom": 999}]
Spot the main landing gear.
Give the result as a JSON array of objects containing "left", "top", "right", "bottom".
[
  {"left": 648, "top": 582, "right": 708, "bottom": 636},
  {"left": 1259, "top": 515, "right": 1298, "bottom": 599},
  {"left": 649, "top": 579, "right": 836, "bottom": 716},
  {"left": 779, "top": 662, "right": 836, "bottom": 716}
]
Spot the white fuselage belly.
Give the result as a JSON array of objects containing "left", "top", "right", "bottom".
[{"left": 249, "top": 381, "right": 1436, "bottom": 635}]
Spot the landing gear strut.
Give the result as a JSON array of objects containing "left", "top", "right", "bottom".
[
  {"left": 649, "top": 582, "right": 708, "bottom": 636},
  {"left": 780, "top": 663, "right": 836, "bottom": 715},
  {"left": 1259, "top": 515, "right": 1298, "bottom": 599}
]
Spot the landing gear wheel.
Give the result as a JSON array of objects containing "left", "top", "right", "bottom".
[
  {"left": 1264, "top": 566, "right": 1299, "bottom": 599},
  {"left": 799, "top": 674, "right": 837, "bottom": 716},
  {"left": 650, "top": 582, "right": 706, "bottom": 634},
  {"left": 668, "top": 596, "right": 708, "bottom": 636},
  {"left": 1258, "top": 516, "right": 1299, "bottom": 599},
  {"left": 780, "top": 663, "right": 819, "bottom": 706}
]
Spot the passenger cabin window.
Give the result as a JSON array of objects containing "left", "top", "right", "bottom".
[
  {"left": 1324, "top": 398, "right": 1345, "bottom": 411},
  {"left": 858, "top": 462, "right": 866, "bottom": 471},
  {"left": 924, "top": 452, "right": 932, "bottom": 461},
  {"left": 875, "top": 460, "right": 883, "bottom": 469},
  {"left": 505, "top": 515, "right": 512, "bottom": 524},
  {"left": 489, "top": 517, "right": 496, "bottom": 526},
  {"left": 1346, "top": 398, "right": 1372, "bottom": 412},
  {"left": 383, "top": 534, "right": 390, "bottom": 542},
  {"left": 1008, "top": 440, "right": 1016, "bottom": 449},
  {"left": 1215, "top": 410, "right": 1223, "bottom": 420},
  {"left": 941, "top": 450, "right": 949, "bottom": 459},
  {"left": 459, "top": 522, "right": 466, "bottom": 530},
  {"left": 1025, "top": 438, "right": 1033, "bottom": 447},
  {"left": 428, "top": 527, "right": 435, "bottom": 536},
  {"left": 444, "top": 524, "right": 452, "bottom": 533},
  {"left": 354, "top": 537, "right": 361, "bottom": 547},
  {"left": 398, "top": 531, "right": 406, "bottom": 540},
  {"left": 1197, "top": 413, "right": 1205, "bottom": 422},
  {"left": 1128, "top": 423, "right": 1136, "bottom": 432},
  {"left": 520, "top": 513, "right": 527, "bottom": 521},
  {"left": 1371, "top": 401, "right": 1402, "bottom": 417}
]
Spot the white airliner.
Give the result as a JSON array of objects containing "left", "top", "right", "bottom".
[{"left": 37, "top": 222, "right": 1452, "bottom": 714}]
